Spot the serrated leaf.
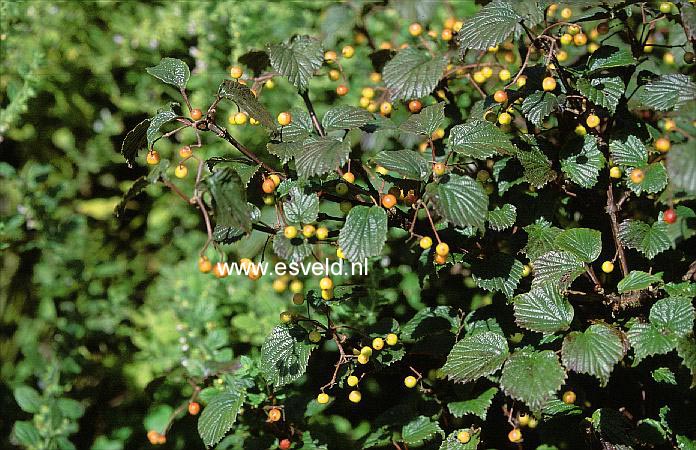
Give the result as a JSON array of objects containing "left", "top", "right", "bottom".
[
  {"left": 592, "top": 408, "right": 634, "bottom": 446},
  {"left": 587, "top": 46, "right": 635, "bottom": 73},
  {"left": 268, "top": 35, "right": 323, "bottom": 92},
  {"left": 493, "top": 156, "right": 525, "bottom": 194},
  {"left": 554, "top": 228, "right": 602, "bottom": 263},
  {"left": 471, "top": 253, "right": 524, "bottom": 299},
  {"left": 561, "top": 324, "right": 625, "bottom": 386},
  {"left": 120, "top": 118, "right": 150, "bottom": 166},
  {"left": 576, "top": 77, "right": 624, "bottom": 114},
  {"left": 283, "top": 187, "right": 319, "bottom": 224},
  {"left": 13, "top": 386, "right": 42, "bottom": 414},
  {"left": 456, "top": 0, "right": 521, "bottom": 51},
  {"left": 628, "top": 323, "right": 676, "bottom": 365},
  {"left": 541, "top": 398, "right": 583, "bottom": 419},
  {"left": 514, "top": 283, "right": 574, "bottom": 334},
  {"left": 399, "top": 103, "right": 445, "bottom": 136},
  {"left": 426, "top": 174, "right": 489, "bottom": 229},
  {"left": 639, "top": 74, "right": 696, "bottom": 112},
  {"left": 338, "top": 205, "right": 388, "bottom": 263},
  {"left": 521, "top": 91, "right": 559, "bottom": 126},
  {"left": 532, "top": 251, "right": 586, "bottom": 290},
  {"left": 206, "top": 158, "right": 260, "bottom": 187},
  {"left": 667, "top": 145, "right": 696, "bottom": 195},
  {"left": 617, "top": 271, "right": 663, "bottom": 293},
  {"left": 197, "top": 386, "right": 246, "bottom": 447},
  {"left": 524, "top": 218, "right": 562, "bottom": 260},
  {"left": 146, "top": 58, "right": 190, "bottom": 89},
  {"left": 448, "top": 387, "right": 498, "bottom": 420},
  {"left": 517, "top": 145, "right": 556, "bottom": 188},
  {"left": 401, "top": 416, "right": 444, "bottom": 446},
  {"left": 273, "top": 232, "right": 312, "bottom": 262},
  {"left": 664, "top": 281, "right": 696, "bottom": 298},
  {"left": 219, "top": 80, "right": 276, "bottom": 130},
  {"left": 609, "top": 135, "right": 648, "bottom": 167},
  {"left": 440, "top": 429, "right": 480, "bottom": 450},
  {"left": 676, "top": 336, "right": 696, "bottom": 387},
  {"left": 442, "top": 331, "right": 509, "bottom": 383},
  {"left": 626, "top": 162, "right": 668, "bottom": 195},
  {"left": 500, "top": 349, "right": 566, "bottom": 410},
  {"left": 560, "top": 134, "right": 605, "bottom": 188},
  {"left": 447, "top": 119, "right": 516, "bottom": 159},
  {"left": 374, "top": 150, "right": 430, "bottom": 181},
  {"left": 321, "top": 105, "right": 373, "bottom": 131},
  {"left": 206, "top": 167, "right": 251, "bottom": 233},
  {"left": 487, "top": 204, "right": 516, "bottom": 231},
  {"left": 268, "top": 141, "right": 304, "bottom": 164},
  {"left": 114, "top": 177, "right": 150, "bottom": 218},
  {"left": 650, "top": 297, "right": 695, "bottom": 337},
  {"left": 295, "top": 136, "right": 350, "bottom": 178},
  {"left": 260, "top": 325, "right": 315, "bottom": 386},
  {"left": 652, "top": 367, "right": 677, "bottom": 385},
  {"left": 401, "top": 306, "right": 457, "bottom": 340},
  {"left": 382, "top": 48, "right": 447, "bottom": 100},
  {"left": 147, "top": 106, "right": 178, "bottom": 149},
  {"left": 618, "top": 219, "right": 670, "bottom": 259}
]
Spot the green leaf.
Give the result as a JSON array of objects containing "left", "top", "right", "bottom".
[
  {"left": 120, "top": 118, "right": 150, "bottom": 166},
  {"left": 587, "top": 46, "right": 635, "bottom": 73},
  {"left": 591, "top": 408, "right": 634, "bottom": 446},
  {"left": 676, "top": 336, "right": 696, "bottom": 387},
  {"left": 273, "top": 231, "right": 312, "bottom": 263},
  {"left": 554, "top": 228, "right": 602, "bottom": 263},
  {"left": 447, "top": 119, "right": 516, "bottom": 159},
  {"left": 667, "top": 145, "right": 696, "bottom": 195},
  {"left": 283, "top": 187, "right": 319, "bottom": 224},
  {"left": 521, "top": 91, "right": 559, "bottom": 126},
  {"left": 399, "top": 103, "right": 445, "bottom": 136},
  {"left": 541, "top": 398, "right": 583, "bottom": 419},
  {"left": 268, "top": 35, "right": 323, "bottom": 92},
  {"left": 13, "top": 386, "right": 42, "bottom": 413},
  {"left": 618, "top": 219, "right": 670, "bottom": 259},
  {"left": 626, "top": 162, "right": 668, "bottom": 195},
  {"left": 382, "top": 48, "right": 447, "bottom": 100},
  {"left": 576, "top": 77, "right": 624, "bottom": 114},
  {"left": 12, "top": 421, "right": 41, "bottom": 447},
  {"left": 401, "top": 416, "right": 444, "bottom": 446},
  {"left": 321, "top": 105, "right": 373, "bottom": 131},
  {"left": 213, "top": 204, "right": 259, "bottom": 244},
  {"left": 628, "top": 323, "right": 676, "bottom": 365},
  {"left": 374, "top": 150, "right": 430, "bottom": 181},
  {"left": 206, "top": 167, "right": 251, "bottom": 233},
  {"left": 401, "top": 306, "right": 457, "bottom": 340},
  {"left": 219, "top": 80, "right": 276, "bottom": 130},
  {"left": 487, "top": 204, "right": 516, "bottom": 231},
  {"left": 338, "top": 205, "right": 388, "bottom": 263},
  {"left": 206, "top": 157, "right": 260, "bottom": 187},
  {"left": 260, "top": 325, "right": 315, "bottom": 386},
  {"left": 440, "top": 429, "right": 480, "bottom": 450},
  {"left": 664, "top": 281, "right": 696, "bottom": 298},
  {"left": 609, "top": 135, "right": 648, "bottom": 167},
  {"left": 426, "top": 174, "right": 489, "bottom": 229},
  {"left": 560, "top": 135, "right": 605, "bottom": 188},
  {"left": 500, "top": 349, "right": 566, "bottom": 410},
  {"left": 447, "top": 387, "right": 498, "bottom": 420},
  {"left": 442, "top": 331, "right": 509, "bottom": 383},
  {"left": 146, "top": 105, "right": 178, "bottom": 149},
  {"left": 639, "top": 74, "right": 696, "bottom": 112},
  {"left": 295, "top": 136, "right": 350, "bottom": 178},
  {"left": 114, "top": 176, "right": 150, "bottom": 219},
  {"left": 650, "top": 297, "right": 695, "bottom": 337},
  {"left": 532, "top": 251, "right": 586, "bottom": 290},
  {"left": 652, "top": 367, "right": 677, "bottom": 385},
  {"left": 268, "top": 141, "right": 304, "bottom": 165},
  {"left": 471, "top": 253, "right": 524, "bottom": 299},
  {"left": 561, "top": 324, "right": 625, "bottom": 386},
  {"left": 456, "top": 0, "right": 521, "bottom": 51},
  {"left": 514, "top": 283, "right": 574, "bottom": 334},
  {"left": 516, "top": 144, "right": 556, "bottom": 188},
  {"left": 57, "top": 398, "right": 84, "bottom": 419},
  {"left": 524, "top": 218, "right": 562, "bottom": 260},
  {"left": 146, "top": 58, "right": 190, "bottom": 89},
  {"left": 617, "top": 271, "right": 663, "bottom": 293},
  {"left": 197, "top": 385, "right": 246, "bottom": 447}
]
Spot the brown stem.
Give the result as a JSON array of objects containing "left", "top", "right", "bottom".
[
  {"left": 606, "top": 184, "right": 629, "bottom": 276},
  {"left": 208, "top": 122, "right": 276, "bottom": 173},
  {"left": 585, "top": 266, "right": 604, "bottom": 294},
  {"left": 300, "top": 91, "right": 325, "bottom": 137}
]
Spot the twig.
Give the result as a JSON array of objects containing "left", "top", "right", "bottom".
[
  {"left": 606, "top": 184, "right": 629, "bottom": 276},
  {"left": 300, "top": 91, "right": 325, "bottom": 137}
]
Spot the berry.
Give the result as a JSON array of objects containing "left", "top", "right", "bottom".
[
  {"left": 280, "top": 311, "right": 293, "bottom": 324},
  {"left": 277, "top": 112, "right": 292, "bottom": 126},
  {"left": 408, "top": 99, "right": 423, "bottom": 113},
  {"left": 528, "top": 418, "right": 538, "bottom": 429},
  {"left": 562, "top": 390, "right": 576, "bottom": 404},
  {"left": 147, "top": 430, "right": 159, "bottom": 445},
  {"left": 472, "top": 71, "right": 486, "bottom": 84},
  {"left": 493, "top": 90, "right": 508, "bottom": 103},
  {"left": 324, "top": 50, "right": 337, "bottom": 63},
  {"left": 370, "top": 72, "right": 381, "bottom": 83},
  {"left": 230, "top": 66, "right": 243, "bottom": 79},
  {"left": 508, "top": 428, "right": 522, "bottom": 443},
  {"left": 268, "top": 408, "right": 282, "bottom": 422},
  {"left": 179, "top": 146, "right": 192, "bottom": 158},
  {"left": 557, "top": 50, "right": 568, "bottom": 62},
  {"left": 262, "top": 178, "right": 277, "bottom": 194},
  {"left": 316, "top": 227, "right": 329, "bottom": 240},
  {"left": 482, "top": 66, "right": 493, "bottom": 78},
  {"left": 518, "top": 413, "right": 530, "bottom": 427},
  {"left": 659, "top": 2, "right": 673, "bottom": 14},
  {"left": 335, "top": 183, "right": 350, "bottom": 197},
  {"left": 191, "top": 108, "right": 203, "bottom": 121},
  {"left": 279, "top": 438, "right": 291, "bottom": 450},
  {"left": 240, "top": 258, "right": 253, "bottom": 270},
  {"left": 560, "top": 7, "right": 572, "bottom": 19},
  {"left": 663, "top": 208, "right": 677, "bottom": 224},
  {"left": 386, "top": 333, "right": 398, "bottom": 346},
  {"left": 337, "top": 247, "right": 345, "bottom": 259},
  {"left": 263, "top": 195, "right": 274, "bottom": 206},
  {"left": 199, "top": 256, "right": 212, "bottom": 273},
  {"left": 234, "top": 111, "right": 248, "bottom": 125},
  {"left": 302, "top": 224, "right": 316, "bottom": 238},
  {"left": 542, "top": 77, "right": 557, "bottom": 91},
  {"left": 380, "top": 102, "right": 393, "bottom": 116},
  {"left": 348, "top": 390, "right": 362, "bottom": 403},
  {"left": 248, "top": 264, "right": 262, "bottom": 281},
  {"left": 328, "top": 69, "right": 340, "bottom": 81},
  {"left": 655, "top": 137, "right": 671, "bottom": 153},
  {"left": 175, "top": 164, "right": 188, "bottom": 179},
  {"left": 336, "top": 84, "right": 349, "bottom": 96},
  {"left": 568, "top": 24, "right": 581, "bottom": 35},
  {"left": 433, "top": 162, "right": 446, "bottom": 176},
  {"left": 146, "top": 150, "right": 160, "bottom": 165},
  {"left": 457, "top": 431, "right": 471, "bottom": 443},
  {"left": 499, "top": 69, "right": 511, "bottom": 81},
  {"left": 664, "top": 53, "right": 675, "bottom": 65},
  {"left": 575, "top": 124, "right": 587, "bottom": 136},
  {"left": 317, "top": 393, "right": 330, "bottom": 404},
  {"left": 342, "top": 45, "right": 355, "bottom": 58},
  {"left": 586, "top": 114, "right": 600, "bottom": 128},
  {"left": 488, "top": 45, "right": 499, "bottom": 53},
  {"left": 359, "top": 97, "right": 370, "bottom": 108},
  {"left": 432, "top": 128, "right": 445, "bottom": 139},
  {"left": 292, "top": 293, "right": 305, "bottom": 305},
  {"left": 663, "top": 118, "right": 676, "bottom": 131},
  {"left": 435, "top": 242, "right": 450, "bottom": 256},
  {"left": 357, "top": 353, "right": 369, "bottom": 364},
  {"left": 372, "top": 337, "right": 384, "bottom": 350},
  {"left": 309, "top": 331, "right": 322, "bottom": 343},
  {"left": 343, "top": 172, "right": 355, "bottom": 183},
  {"left": 522, "top": 264, "right": 532, "bottom": 277},
  {"left": 269, "top": 174, "right": 281, "bottom": 187},
  {"left": 419, "top": 236, "right": 433, "bottom": 250},
  {"left": 284, "top": 226, "right": 298, "bottom": 239},
  {"left": 321, "top": 289, "right": 334, "bottom": 301},
  {"left": 360, "top": 346, "right": 373, "bottom": 357},
  {"left": 319, "top": 277, "right": 334, "bottom": 290},
  {"left": 404, "top": 375, "right": 417, "bottom": 388},
  {"left": 573, "top": 33, "right": 588, "bottom": 46},
  {"left": 213, "top": 263, "right": 228, "bottom": 279},
  {"left": 560, "top": 33, "right": 573, "bottom": 45},
  {"left": 498, "top": 112, "right": 512, "bottom": 125},
  {"left": 601, "top": 261, "right": 615, "bottom": 273},
  {"left": 517, "top": 76, "right": 527, "bottom": 87},
  {"left": 361, "top": 87, "right": 375, "bottom": 99},
  {"left": 597, "top": 22, "right": 609, "bottom": 34},
  {"left": 409, "top": 23, "right": 423, "bottom": 37},
  {"left": 610, "top": 166, "right": 622, "bottom": 179},
  {"left": 381, "top": 194, "right": 397, "bottom": 208},
  {"left": 188, "top": 402, "right": 200, "bottom": 415},
  {"left": 441, "top": 28, "right": 453, "bottom": 41},
  {"left": 273, "top": 278, "right": 287, "bottom": 293},
  {"left": 290, "top": 280, "right": 303, "bottom": 294},
  {"left": 347, "top": 375, "right": 359, "bottom": 387},
  {"left": 630, "top": 168, "right": 645, "bottom": 184}
]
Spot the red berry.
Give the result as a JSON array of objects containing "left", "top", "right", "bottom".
[
  {"left": 664, "top": 209, "right": 677, "bottom": 224},
  {"left": 279, "top": 438, "right": 291, "bottom": 450},
  {"left": 188, "top": 402, "right": 200, "bottom": 415}
]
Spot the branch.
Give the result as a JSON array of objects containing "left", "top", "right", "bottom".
[
  {"left": 606, "top": 184, "right": 629, "bottom": 277},
  {"left": 208, "top": 122, "right": 276, "bottom": 173},
  {"left": 300, "top": 90, "right": 325, "bottom": 136}
]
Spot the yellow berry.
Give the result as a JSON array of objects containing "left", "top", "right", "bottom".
[
  {"left": 146, "top": 150, "right": 160, "bottom": 165},
  {"left": 360, "top": 346, "right": 373, "bottom": 357},
  {"left": 562, "top": 390, "right": 576, "bottom": 404},
  {"left": 586, "top": 114, "right": 600, "bottom": 128},
  {"left": 419, "top": 236, "right": 433, "bottom": 249},
  {"left": 316, "top": 227, "right": 329, "bottom": 240},
  {"left": 359, "top": 96, "right": 370, "bottom": 108},
  {"left": 435, "top": 242, "right": 450, "bottom": 256},
  {"left": 328, "top": 69, "right": 340, "bottom": 81},
  {"left": 588, "top": 43, "right": 599, "bottom": 53},
  {"left": 386, "top": 333, "right": 398, "bottom": 346},
  {"left": 655, "top": 137, "right": 671, "bottom": 153},
  {"left": 347, "top": 375, "right": 359, "bottom": 387},
  {"left": 404, "top": 376, "right": 417, "bottom": 388},
  {"left": 284, "top": 226, "right": 298, "bottom": 239},
  {"left": 302, "top": 224, "right": 316, "bottom": 238},
  {"left": 357, "top": 353, "right": 369, "bottom": 364},
  {"left": 575, "top": 124, "right": 587, "bottom": 136},
  {"left": 499, "top": 69, "right": 511, "bottom": 81},
  {"left": 319, "top": 277, "right": 333, "bottom": 290},
  {"left": 309, "top": 330, "right": 322, "bottom": 343},
  {"left": 290, "top": 279, "right": 303, "bottom": 294},
  {"left": 230, "top": 66, "right": 243, "bottom": 79},
  {"left": 457, "top": 431, "right": 471, "bottom": 443},
  {"left": 473, "top": 71, "right": 486, "bottom": 84},
  {"left": 342, "top": 45, "right": 355, "bottom": 58},
  {"left": 560, "top": 33, "right": 573, "bottom": 46},
  {"left": 174, "top": 164, "right": 188, "bottom": 179},
  {"left": 321, "top": 289, "right": 334, "bottom": 301},
  {"left": 272, "top": 278, "right": 287, "bottom": 293},
  {"left": 663, "top": 118, "right": 676, "bottom": 131},
  {"left": 517, "top": 75, "right": 527, "bottom": 87},
  {"left": 380, "top": 102, "right": 393, "bottom": 116},
  {"left": 560, "top": 7, "right": 572, "bottom": 19},
  {"left": 372, "top": 337, "right": 384, "bottom": 350},
  {"left": 370, "top": 72, "right": 381, "bottom": 83},
  {"left": 361, "top": 87, "right": 375, "bottom": 99},
  {"left": 498, "top": 112, "right": 512, "bottom": 125},
  {"left": 343, "top": 172, "right": 356, "bottom": 183},
  {"left": 277, "top": 112, "right": 292, "bottom": 126},
  {"left": 557, "top": 50, "right": 568, "bottom": 62},
  {"left": 337, "top": 247, "right": 345, "bottom": 259},
  {"left": 601, "top": 261, "right": 615, "bottom": 273},
  {"left": 317, "top": 393, "right": 330, "bottom": 404},
  {"left": 522, "top": 265, "right": 532, "bottom": 277},
  {"left": 348, "top": 390, "right": 362, "bottom": 403},
  {"left": 610, "top": 166, "right": 622, "bottom": 179},
  {"left": 660, "top": 2, "right": 673, "bottom": 14},
  {"left": 324, "top": 50, "right": 338, "bottom": 63},
  {"left": 482, "top": 66, "right": 493, "bottom": 79},
  {"left": 409, "top": 23, "right": 423, "bottom": 37},
  {"left": 518, "top": 413, "right": 530, "bottom": 427},
  {"left": 234, "top": 111, "right": 248, "bottom": 125},
  {"left": 542, "top": 77, "right": 557, "bottom": 91}
]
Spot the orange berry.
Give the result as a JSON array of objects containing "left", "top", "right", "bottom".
[
  {"left": 508, "top": 428, "right": 522, "bottom": 443},
  {"left": 381, "top": 194, "right": 397, "bottom": 208},
  {"left": 630, "top": 168, "right": 645, "bottom": 184},
  {"left": 409, "top": 23, "right": 423, "bottom": 36},
  {"left": 213, "top": 263, "right": 227, "bottom": 278},
  {"left": 262, "top": 178, "right": 277, "bottom": 194},
  {"left": 146, "top": 150, "right": 160, "bottom": 165},
  {"left": 433, "top": 162, "right": 446, "bottom": 176},
  {"left": 655, "top": 137, "right": 671, "bottom": 153},
  {"left": 188, "top": 402, "right": 200, "bottom": 415},
  {"left": 277, "top": 112, "right": 292, "bottom": 126},
  {"left": 408, "top": 99, "right": 423, "bottom": 113},
  {"left": 268, "top": 408, "right": 282, "bottom": 422},
  {"left": 380, "top": 102, "right": 393, "bottom": 115},
  {"left": 336, "top": 84, "right": 349, "bottom": 96},
  {"left": 191, "top": 108, "right": 203, "bottom": 121},
  {"left": 493, "top": 90, "right": 508, "bottom": 103},
  {"left": 441, "top": 28, "right": 453, "bottom": 41},
  {"left": 198, "top": 256, "right": 212, "bottom": 273},
  {"left": 343, "top": 172, "right": 355, "bottom": 183},
  {"left": 230, "top": 66, "right": 243, "bottom": 79},
  {"left": 179, "top": 146, "right": 192, "bottom": 158}
]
